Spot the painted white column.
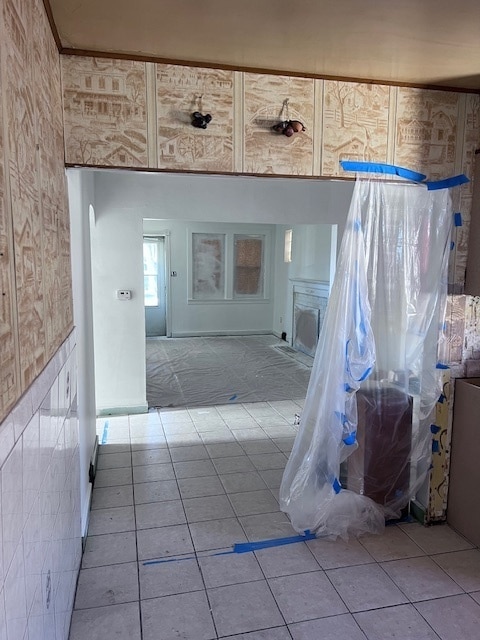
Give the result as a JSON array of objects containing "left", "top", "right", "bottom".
[{"left": 68, "top": 168, "right": 97, "bottom": 536}]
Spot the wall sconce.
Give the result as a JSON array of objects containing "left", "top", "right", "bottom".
[
  {"left": 272, "top": 98, "right": 305, "bottom": 137},
  {"left": 191, "top": 111, "right": 212, "bottom": 129},
  {"left": 191, "top": 95, "right": 212, "bottom": 129}
]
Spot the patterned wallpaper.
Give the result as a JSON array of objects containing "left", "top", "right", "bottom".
[
  {"left": 0, "top": 0, "right": 73, "bottom": 423},
  {"left": 61, "top": 59, "right": 480, "bottom": 184},
  {"left": 244, "top": 73, "right": 314, "bottom": 176},
  {"left": 157, "top": 64, "right": 234, "bottom": 172},
  {"left": 62, "top": 56, "right": 148, "bottom": 167}
]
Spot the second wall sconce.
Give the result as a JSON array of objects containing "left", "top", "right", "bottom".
[
  {"left": 191, "top": 95, "right": 212, "bottom": 129},
  {"left": 272, "top": 98, "right": 305, "bottom": 137}
]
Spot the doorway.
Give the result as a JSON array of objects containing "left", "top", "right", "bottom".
[{"left": 143, "top": 236, "right": 167, "bottom": 337}]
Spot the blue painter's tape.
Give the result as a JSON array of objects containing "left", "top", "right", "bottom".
[
  {"left": 144, "top": 531, "right": 318, "bottom": 566},
  {"left": 344, "top": 384, "right": 354, "bottom": 392},
  {"left": 231, "top": 530, "right": 317, "bottom": 554},
  {"left": 431, "top": 424, "right": 441, "bottom": 434},
  {"left": 143, "top": 555, "right": 196, "bottom": 566},
  {"left": 436, "top": 363, "right": 450, "bottom": 369},
  {"left": 438, "top": 393, "right": 447, "bottom": 404},
  {"left": 332, "top": 478, "right": 342, "bottom": 494},
  {"left": 432, "top": 440, "right": 440, "bottom": 453},
  {"left": 426, "top": 174, "right": 469, "bottom": 190},
  {"left": 101, "top": 421, "right": 109, "bottom": 445},
  {"left": 450, "top": 241, "right": 455, "bottom": 251},
  {"left": 343, "top": 431, "right": 357, "bottom": 446},
  {"left": 340, "top": 160, "right": 427, "bottom": 183},
  {"left": 229, "top": 394, "right": 238, "bottom": 402},
  {"left": 354, "top": 219, "right": 362, "bottom": 231},
  {"left": 454, "top": 212, "right": 463, "bottom": 227}
]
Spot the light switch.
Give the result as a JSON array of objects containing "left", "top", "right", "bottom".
[{"left": 116, "top": 290, "right": 131, "bottom": 300}]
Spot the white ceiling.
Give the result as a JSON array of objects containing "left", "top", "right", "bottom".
[{"left": 49, "top": 0, "right": 480, "bottom": 91}]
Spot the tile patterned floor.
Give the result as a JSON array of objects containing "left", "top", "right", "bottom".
[{"left": 69, "top": 401, "right": 480, "bottom": 640}]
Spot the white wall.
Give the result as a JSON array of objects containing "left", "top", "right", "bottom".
[
  {"left": 289, "top": 224, "right": 333, "bottom": 281},
  {"left": 90, "top": 170, "right": 354, "bottom": 412},
  {"left": 90, "top": 207, "right": 148, "bottom": 414},
  {"left": 95, "top": 171, "right": 353, "bottom": 232},
  {"left": 144, "top": 219, "right": 277, "bottom": 336},
  {"left": 272, "top": 224, "right": 335, "bottom": 341},
  {"left": 68, "top": 169, "right": 97, "bottom": 534}
]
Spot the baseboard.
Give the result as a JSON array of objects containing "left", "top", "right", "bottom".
[
  {"left": 81, "top": 435, "right": 99, "bottom": 544},
  {"left": 81, "top": 481, "right": 93, "bottom": 544},
  {"left": 97, "top": 403, "right": 148, "bottom": 416},
  {"left": 90, "top": 435, "right": 99, "bottom": 480},
  {"left": 171, "top": 330, "right": 273, "bottom": 338}
]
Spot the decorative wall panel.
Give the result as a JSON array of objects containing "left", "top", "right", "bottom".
[
  {"left": 33, "top": 0, "right": 73, "bottom": 360},
  {"left": 244, "top": 73, "right": 314, "bottom": 175},
  {"left": 62, "top": 56, "right": 148, "bottom": 167},
  {"left": 394, "top": 88, "right": 460, "bottom": 180},
  {"left": 156, "top": 64, "right": 234, "bottom": 172},
  {"left": 2, "top": 0, "right": 45, "bottom": 390},
  {"left": 426, "top": 369, "right": 452, "bottom": 523},
  {"left": 452, "top": 95, "right": 480, "bottom": 288},
  {"left": 322, "top": 81, "right": 391, "bottom": 177},
  {"left": 463, "top": 295, "right": 480, "bottom": 360},
  {"left": 0, "top": 32, "right": 20, "bottom": 418}
]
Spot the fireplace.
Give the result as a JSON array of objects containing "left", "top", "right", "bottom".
[{"left": 291, "top": 280, "right": 329, "bottom": 357}]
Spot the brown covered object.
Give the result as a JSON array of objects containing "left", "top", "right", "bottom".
[{"left": 346, "top": 385, "right": 413, "bottom": 508}]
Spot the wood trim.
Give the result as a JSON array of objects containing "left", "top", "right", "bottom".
[
  {"left": 64, "top": 162, "right": 355, "bottom": 181},
  {"left": 42, "top": 0, "right": 62, "bottom": 52},
  {"left": 60, "top": 47, "right": 480, "bottom": 95}
]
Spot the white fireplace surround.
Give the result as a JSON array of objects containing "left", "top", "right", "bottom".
[{"left": 291, "top": 279, "right": 330, "bottom": 357}]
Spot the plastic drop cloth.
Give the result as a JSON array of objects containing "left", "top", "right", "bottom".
[{"left": 279, "top": 177, "right": 453, "bottom": 539}]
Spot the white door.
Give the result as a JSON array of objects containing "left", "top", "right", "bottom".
[{"left": 144, "top": 237, "right": 166, "bottom": 337}]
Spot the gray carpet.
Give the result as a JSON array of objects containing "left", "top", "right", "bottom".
[{"left": 146, "top": 334, "right": 312, "bottom": 408}]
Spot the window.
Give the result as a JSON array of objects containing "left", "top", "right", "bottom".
[
  {"left": 284, "top": 229, "right": 293, "bottom": 263},
  {"left": 234, "top": 235, "right": 264, "bottom": 297},
  {"left": 143, "top": 240, "right": 159, "bottom": 306},
  {"left": 85, "top": 76, "right": 92, "bottom": 89},
  {"left": 190, "top": 231, "right": 268, "bottom": 301},
  {"left": 192, "top": 233, "right": 225, "bottom": 299},
  {"left": 99, "top": 77, "right": 106, "bottom": 90},
  {"left": 112, "top": 78, "right": 120, "bottom": 92}
]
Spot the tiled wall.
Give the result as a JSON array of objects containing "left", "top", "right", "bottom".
[
  {"left": 0, "top": 0, "right": 81, "bottom": 637},
  {"left": 0, "top": 0, "right": 74, "bottom": 425},
  {"left": 0, "top": 332, "right": 81, "bottom": 640}
]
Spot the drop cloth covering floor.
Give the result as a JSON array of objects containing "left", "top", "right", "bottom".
[{"left": 146, "top": 335, "right": 312, "bottom": 408}]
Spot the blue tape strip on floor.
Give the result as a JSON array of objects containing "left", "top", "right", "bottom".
[
  {"left": 229, "top": 530, "right": 316, "bottom": 554},
  {"left": 454, "top": 212, "right": 463, "bottom": 226},
  {"left": 142, "top": 531, "right": 317, "bottom": 565},
  {"left": 143, "top": 555, "right": 196, "bottom": 566},
  {"left": 101, "top": 420, "right": 109, "bottom": 445}
]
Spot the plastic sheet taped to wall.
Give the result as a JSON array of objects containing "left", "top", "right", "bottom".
[{"left": 279, "top": 176, "right": 456, "bottom": 539}]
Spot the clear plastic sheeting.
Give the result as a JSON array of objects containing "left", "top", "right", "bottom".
[
  {"left": 280, "top": 177, "right": 454, "bottom": 539},
  {"left": 146, "top": 335, "right": 311, "bottom": 407}
]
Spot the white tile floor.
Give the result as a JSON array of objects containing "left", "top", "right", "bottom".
[{"left": 69, "top": 401, "right": 480, "bottom": 640}]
